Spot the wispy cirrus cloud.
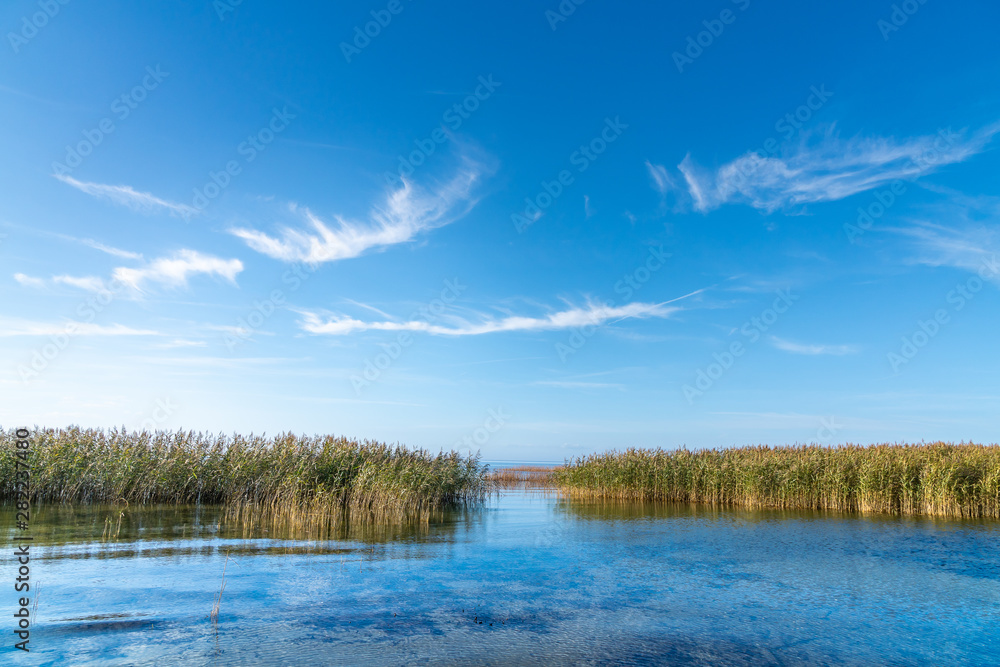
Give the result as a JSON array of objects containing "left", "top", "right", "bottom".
[
  {"left": 0, "top": 318, "right": 163, "bottom": 337},
  {"left": 770, "top": 336, "right": 859, "bottom": 356},
  {"left": 670, "top": 122, "right": 1000, "bottom": 213},
  {"left": 645, "top": 160, "right": 675, "bottom": 195},
  {"left": 47, "top": 231, "right": 143, "bottom": 259},
  {"left": 151, "top": 339, "right": 209, "bottom": 349},
  {"left": 297, "top": 300, "right": 680, "bottom": 336},
  {"left": 230, "top": 155, "right": 487, "bottom": 263},
  {"left": 14, "top": 250, "right": 243, "bottom": 294},
  {"left": 15, "top": 272, "right": 107, "bottom": 292},
  {"left": 68, "top": 236, "right": 143, "bottom": 260},
  {"left": 54, "top": 174, "right": 197, "bottom": 218},
  {"left": 112, "top": 250, "right": 244, "bottom": 291},
  {"left": 53, "top": 275, "right": 106, "bottom": 292},
  {"left": 13, "top": 273, "right": 45, "bottom": 288},
  {"left": 892, "top": 220, "right": 999, "bottom": 283},
  {"left": 202, "top": 324, "right": 275, "bottom": 337}
]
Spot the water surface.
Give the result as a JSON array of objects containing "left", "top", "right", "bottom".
[{"left": 3, "top": 490, "right": 999, "bottom": 665}]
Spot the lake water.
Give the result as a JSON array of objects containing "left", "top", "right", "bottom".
[{"left": 3, "top": 489, "right": 999, "bottom": 665}]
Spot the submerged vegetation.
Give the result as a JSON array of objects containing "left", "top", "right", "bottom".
[
  {"left": 0, "top": 427, "right": 492, "bottom": 526},
  {"left": 553, "top": 443, "right": 1000, "bottom": 518}
]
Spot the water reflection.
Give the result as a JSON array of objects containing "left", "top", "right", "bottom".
[
  {"left": 556, "top": 494, "right": 1000, "bottom": 530},
  {"left": 2, "top": 501, "right": 478, "bottom": 551}
]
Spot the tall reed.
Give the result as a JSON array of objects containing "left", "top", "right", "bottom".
[
  {"left": 0, "top": 427, "right": 492, "bottom": 523},
  {"left": 553, "top": 443, "right": 1000, "bottom": 519}
]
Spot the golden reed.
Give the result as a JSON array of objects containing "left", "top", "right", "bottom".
[{"left": 553, "top": 443, "right": 1000, "bottom": 519}]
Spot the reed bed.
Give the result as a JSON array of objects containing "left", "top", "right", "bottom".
[
  {"left": 0, "top": 427, "right": 492, "bottom": 523},
  {"left": 553, "top": 443, "right": 1000, "bottom": 519},
  {"left": 488, "top": 465, "right": 561, "bottom": 488}
]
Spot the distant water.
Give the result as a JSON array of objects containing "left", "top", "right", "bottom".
[
  {"left": 4, "top": 492, "right": 999, "bottom": 665},
  {"left": 482, "top": 459, "right": 563, "bottom": 468}
]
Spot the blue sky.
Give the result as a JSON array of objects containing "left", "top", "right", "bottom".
[{"left": 2, "top": 0, "right": 999, "bottom": 461}]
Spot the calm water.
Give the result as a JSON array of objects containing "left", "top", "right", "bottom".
[{"left": 3, "top": 490, "right": 999, "bottom": 666}]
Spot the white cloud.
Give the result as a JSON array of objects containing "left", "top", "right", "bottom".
[
  {"left": 44, "top": 231, "right": 144, "bottom": 260},
  {"left": 13, "top": 273, "right": 45, "bottom": 288},
  {"left": 54, "top": 174, "right": 197, "bottom": 218},
  {"left": 770, "top": 336, "right": 859, "bottom": 356},
  {"left": 203, "top": 324, "right": 275, "bottom": 337},
  {"left": 230, "top": 157, "right": 485, "bottom": 263},
  {"left": 152, "top": 339, "right": 209, "bottom": 349},
  {"left": 112, "top": 250, "right": 243, "bottom": 291},
  {"left": 53, "top": 275, "right": 106, "bottom": 292},
  {"left": 78, "top": 239, "right": 143, "bottom": 260},
  {"left": 645, "top": 160, "right": 675, "bottom": 195},
  {"left": 12, "top": 250, "right": 237, "bottom": 294},
  {"left": 673, "top": 122, "right": 1000, "bottom": 212},
  {"left": 297, "top": 300, "right": 681, "bottom": 336},
  {"left": 892, "top": 220, "right": 1000, "bottom": 285},
  {"left": 0, "top": 318, "right": 163, "bottom": 337}
]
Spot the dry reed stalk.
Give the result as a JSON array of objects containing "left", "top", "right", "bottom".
[{"left": 210, "top": 553, "right": 229, "bottom": 624}]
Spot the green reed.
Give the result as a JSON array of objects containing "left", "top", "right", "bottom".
[
  {"left": 553, "top": 443, "right": 1000, "bottom": 518},
  {"left": 0, "top": 427, "right": 492, "bottom": 523}
]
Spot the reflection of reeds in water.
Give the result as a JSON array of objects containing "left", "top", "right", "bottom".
[
  {"left": 100, "top": 513, "right": 125, "bottom": 541},
  {"left": 101, "top": 501, "right": 128, "bottom": 541},
  {"left": 11, "top": 501, "right": 474, "bottom": 548},
  {"left": 221, "top": 493, "right": 457, "bottom": 542},
  {"left": 487, "top": 466, "right": 561, "bottom": 488},
  {"left": 555, "top": 443, "right": 1000, "bottom": 518},
  {"left": 0, "top": 428, "right": 492, "bottom": 523}
]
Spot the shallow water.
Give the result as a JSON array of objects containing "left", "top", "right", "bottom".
[{"left": 3, "top": 490, "right": 999, "bottom": 666}]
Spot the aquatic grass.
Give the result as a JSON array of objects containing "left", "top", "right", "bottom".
[
  {"left": 553, "top": 443, "right": 1000, "bottom": 519},
  {"left": 0, "top": 427, "right": 493, "bottom": 523},
  {"left": 210, "top": 553, "right": 230, "bottom": 625}
]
